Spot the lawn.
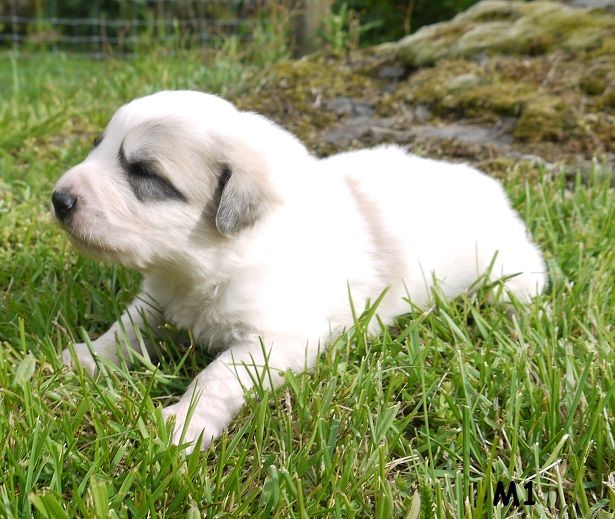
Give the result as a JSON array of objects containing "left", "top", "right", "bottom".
[{"left": 0, "top": 44, "right": 613, "bottom": 518}]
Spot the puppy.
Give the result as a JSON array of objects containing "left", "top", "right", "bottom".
[{"left": 51, "top": 90, "right": 546, "bottom": 451}]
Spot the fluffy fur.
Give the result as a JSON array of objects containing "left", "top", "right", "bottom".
[{"left": 52, "top": 90, "right": 546, "bottom": 451}]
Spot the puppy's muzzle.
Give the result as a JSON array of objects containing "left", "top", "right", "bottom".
[{"left": 51, "top": 190, "right": 78, "bottom": 221}]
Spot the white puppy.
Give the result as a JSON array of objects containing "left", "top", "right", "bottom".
[{"left": 52, "top": 90, "right": 546, "bottom": 451}]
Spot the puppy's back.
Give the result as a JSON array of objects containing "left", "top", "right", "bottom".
[{"left": 319, "top": 145, "right": 545, "bottom": 304}]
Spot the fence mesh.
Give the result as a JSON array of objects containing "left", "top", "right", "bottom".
[{"left": 0, "top": 0, "right": 267, "bottom": 59}]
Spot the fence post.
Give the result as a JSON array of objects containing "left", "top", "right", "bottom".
[{"left": 293, "top": 0, "right": 332, "bottom": 56}]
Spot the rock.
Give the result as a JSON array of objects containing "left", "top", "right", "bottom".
[
  {"left": 447, "top": 73, "right": 484, "bottom": 91},
  {"left": 564, "top": 0, "right": 615, "bottom": 13},
  {"left": 322, "top": 117, "right": 396, "bottom": 147},
  {"left": 411, "top": 122, "right": 513, "bottom": 147},
  {"left": 235, "top": 0, "right": 615, "bottom": 174},
  {"left": 377, "top": 65, "right": 406, "bottom": 80},
  {"left": 387, "top": 0, "right": 615, "bottom": 66},
  {"left": 412, "top": 104, "right": 432, "bottom": 123},
  {"left": 324, "top": 97, "right": 374, "bottom": 117}
]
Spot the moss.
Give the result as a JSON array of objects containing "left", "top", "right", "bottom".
[
  {"left": 563, "top": 29, "right": 604, "bottom": 52},
  {"left": 232, "top": 1, "right": 614, "bottom": 168},
  {"left": 233, "top": 53, "right": 376, "bottom": 145},
  {"left": 455, "top": 82, "right": 532, "bottom": 118},
  {"left": 514, "top": 97, "right": 578, "bottom": 143},
  {"left": 592, "top": 35, "right": 615, "bottom": 58},
  {"left": 580, "top": 65, "right": 610, "bottom": 96},
  {"left": 391, "top": 45, "right": 614, "bottom": 151},
  {"left": 398, "top": 59, "right": 480, "bottom": 102},
  {"left": 601, "top": 88, "right": 615, "bottom": 110},
  {"left": 391, "top": 0, "right": 615, "bottom": 67},
  {"left": 447, "top": 73, "right": 485, "bottom": 91},
  {"left": 457, "top": 0, "right": 521, "bottom": 23},
  {"left": 397, "top": 59, "right": 534, "bottom": 120}
]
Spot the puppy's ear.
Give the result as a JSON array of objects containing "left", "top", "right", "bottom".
[
  {"left": 215, "top": 163, "right": 266, "bottom": 236},
  {"left": 212, "top": 119, "right": 283, "bottom": 237}
]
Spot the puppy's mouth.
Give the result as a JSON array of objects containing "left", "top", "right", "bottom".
[
  {"left": 69, "top": 233, "right": 109, "bottom": 252},
  {"left": 62, "top": 226, "right": 120, "bottom": 260},
  {"left": 52, "top": 206, "right": 118, "bottom": 257},
  {"left": 53, "top": 207, "right": 149, "bottom": 270}
]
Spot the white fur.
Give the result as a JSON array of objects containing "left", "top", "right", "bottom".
[{"left": 53, "top": 90, "right": 546, "bottom": 452}]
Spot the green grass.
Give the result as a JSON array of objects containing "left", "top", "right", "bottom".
[{"left": 0, "top": 45, "right": 614, "bottom": 517}]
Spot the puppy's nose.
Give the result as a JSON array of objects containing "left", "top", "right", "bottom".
[{"left": 51, "top": 190, "right": 77, "bottom": 220}]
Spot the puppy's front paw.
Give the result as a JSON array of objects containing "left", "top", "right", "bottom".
[
  {"left": 61, "top": 343, "right": 98, "bottom": 375},
  {"left": 162, "top": 401, "right": 226, "bottom": 453}
]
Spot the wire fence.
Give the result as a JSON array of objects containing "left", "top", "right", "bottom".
[{"left": 0, "top": 0, "right": 271, "bottom": 59}]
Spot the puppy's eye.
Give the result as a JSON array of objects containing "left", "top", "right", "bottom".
[
  {"left": 127, "top": 161, "right": 158, "bottom": 179},
  {"left": 124, "top": 160, "right": 186, "bottom": 203},
  {"left": 118, "top": 144, "right": 186, "bottom": 202}
]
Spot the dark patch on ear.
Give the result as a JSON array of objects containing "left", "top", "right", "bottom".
[
  {"left": 119, "top": 143, "right": 187, "bottom": 203},
  {"left": 215, "top": 164, "right": 262, "bottom": 237},
  {"left": 214, "top": 164, "right": 232, "bottom": 204},
  {"left": 92, "top": 133, "right": 104, "bottom": 149}
]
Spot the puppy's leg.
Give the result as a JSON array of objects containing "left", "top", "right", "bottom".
[
  {"left": 491, "top": 246, "right": 547, "bottom": 305},
  {"left": 162, "top": 336, "right": 318, "bottom": 452},
  {"left": 62, "top": 293, "right": 163, "bottom": 375}
]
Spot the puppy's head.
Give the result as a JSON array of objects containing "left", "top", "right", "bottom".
[{"left": 52, "top": 91, "right": 297, "bottom": 270}]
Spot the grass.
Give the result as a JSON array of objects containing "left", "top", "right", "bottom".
[{"left": 0, "top": 42, "right": 614, "bottom": 518}]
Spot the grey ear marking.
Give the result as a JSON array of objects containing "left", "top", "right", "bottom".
[{"left": 215, "top": 164, "right": 264, "bottom": 237}]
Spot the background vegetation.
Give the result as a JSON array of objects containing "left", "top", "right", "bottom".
[
  {"left": 333, "top": 0, "right": 482, "bottom": 44},
  {"left": 0, "top": 0, "right": 486, "bottom": 55}
]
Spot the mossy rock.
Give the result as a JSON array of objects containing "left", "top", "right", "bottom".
[
  {"left": 579, "top": 61, "right": 615, "bottom": 96},
  {"left": 233, "top": 54, "right": 376, "bottom": 146},
  {"left": 397, "top": 58, "right": 536, "bottom": 120},
  {"left": 389, "top": 0, "right": 615, "bottom": 67},
  {"left": 234, "top": 0, "right": 614, "bottom": 170},
  {"left": 514, "top": 97, "right": 578, "bottom": 143},
  {"left": 393, "top": 46, "right": 614, "bottom": 153}
]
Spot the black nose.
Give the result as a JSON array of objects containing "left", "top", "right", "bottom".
[{"left": 51, "top": 190, "right": 77, "bottom": 220}]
